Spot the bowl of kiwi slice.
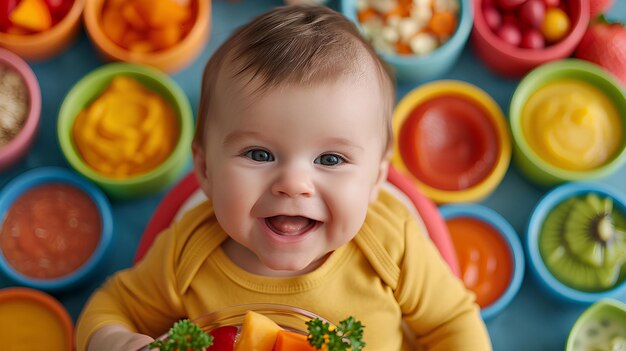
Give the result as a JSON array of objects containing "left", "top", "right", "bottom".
[
  {"left": 565, "top": 299, "right": 626, "bottom": 351},
  {"left": 526, "top": 182, "right": 626, "bottom": 304}
]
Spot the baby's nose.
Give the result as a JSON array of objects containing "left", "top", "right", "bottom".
[{"left": 271, "top": 166, "right": 315, "bottom": 197}]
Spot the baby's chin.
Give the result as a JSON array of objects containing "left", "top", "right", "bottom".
[{"left": 257, "top": 252, "right": 330, "bottom": 277}]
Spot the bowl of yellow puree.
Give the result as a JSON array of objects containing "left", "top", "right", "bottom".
[
  {"left": 510, "top": 59, "right": 626, "bottom": 187},
  {"left": 58, "top": 63, "right": 194, "bottom": 199}
]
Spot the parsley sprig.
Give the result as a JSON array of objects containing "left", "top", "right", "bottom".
[
  {"left": 148, "top": 319, "right": 213, "bottom": 351},
  {"left": 306, "top": 316, "right": 365, "bottom": 351}
]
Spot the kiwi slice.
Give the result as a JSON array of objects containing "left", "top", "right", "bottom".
[{"left": 539, "top": 193, "right": 626, "bottom": 292}]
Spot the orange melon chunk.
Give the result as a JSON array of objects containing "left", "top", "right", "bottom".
[
  {"left": 273, "top": 330, "right": 317, "bottom": 351},
  {"left": 9, "top": 0, "right": 52, "bottom": 31},
  {"left": 234, "top": 311, "right": 283, "bottom": 351}
]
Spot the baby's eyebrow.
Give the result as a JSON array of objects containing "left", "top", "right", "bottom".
[
  {"left": 223, "top": 131, "right": 263, "bottom": 146},
  {"left": 320, "top": 137, "right": 364, "bottom": 152}
]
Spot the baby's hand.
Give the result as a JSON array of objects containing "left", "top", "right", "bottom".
[{"left": 88, "top": 324, "right": 155, "bottom": 351}]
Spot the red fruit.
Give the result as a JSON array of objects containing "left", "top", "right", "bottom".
[
  {"left": 589, "top": 0, "right": 614, "bottom": 20},
  {"left": 483, "top": 5, "right": 502, "bottom": 31},
  {"left": 0, "top": 0, "right": 19, "bottom": 31},
  {"left": 542, "top": 0, "right": 559, "bottom": 7},
  {"left": 44, "top": 0, "right": 72, "bottom": 22},
  {"left": 519, "top": 0, "right": 545, "bottom": 28},
  {"left": 496, "top": 0, "right": 527, "bottom": 11},
  {"left": 497, "top": 22, "right": 522, "bottom": 46},
  {"left": 574, "top": 21, "right": 626, "bottom": 87},
  {"left": 208, "top": 326, "right": 238, "bottom": 351},
  {"left": 520, "top": 28, "right": 545, "bottom": 48}
]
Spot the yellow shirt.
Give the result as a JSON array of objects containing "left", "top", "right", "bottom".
[{"left": 76, "top": 191, "right": 491, "bottom": 350}]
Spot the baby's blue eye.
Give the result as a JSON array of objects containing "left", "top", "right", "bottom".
[
  {"left": 315, "top": 153, "right": 344, "bottom": 166},
  {"left": 244, "top": 149, "right": 274, "bottom": 162}
]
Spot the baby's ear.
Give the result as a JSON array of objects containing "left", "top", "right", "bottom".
[
  {"left": 192, "top": 142, "right": 212, "bottom": 197},
  {"left": 369, "top": 150, "right": 392, "bottom": 203}
]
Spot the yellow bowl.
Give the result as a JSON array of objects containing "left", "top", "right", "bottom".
[{"left": 392, "top": 80, "right": 510, "bottom": 204}]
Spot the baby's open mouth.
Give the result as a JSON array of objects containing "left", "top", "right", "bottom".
[{"left": 265, "top": 216, "right": 318, "bottom": 236}]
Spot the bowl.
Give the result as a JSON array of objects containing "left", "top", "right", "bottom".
[
  {"left": 57, "top": 62, "right": 194, "bottom": 199},
  {"left": 0, "top": 167, "right": 113, "bottom": 292},
  {"left": 566, "top": 299, "right": 626, "bottom": 351},
  {"left": 439, "top": 204, "right": 524, "bottom": 320},
  {"left": 391, "top": 80, "right": 511, "bottom": 204},
  {"left": 526, "top": 182, "right": 626, "bottom": 304},
  {"left": 0, "top": 48, "right": 41, "bottom": 171},
  {"left": 471, "top": 0, "right": 590, "bottom": 78},
  {"left": 0, "top": 287, "right": 73, "bottom": 350},
  {"left": 510, "top": 59, "right": 626, "bottom": 187},
  {"left": 0, "top": 0, "right": 85, "bottom": 61},
  {"left": 139, "top": 303, "right": 334, "bottom": 351},
  {"left": 340, "top": 0, "right": 473, "bottom": 82},
  {"left": 83, "top": 0, "right": 211, "bottom": 73}
]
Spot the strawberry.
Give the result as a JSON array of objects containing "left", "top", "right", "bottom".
[
  {"left": 207, "top": 326, "right": 238, "bottom": 351},
  {"left": 574, "top": 19, "right": 626, "bottom": 87},
  {"left": 589, "top": 0, "right": 614, "bottom": 20}
]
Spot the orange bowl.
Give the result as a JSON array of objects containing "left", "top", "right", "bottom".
[
  {"left": 83, "top": 0, "right": 211, "bottom": 73},
  {"left": 0, "top": 287, "right": 73, "bottom": 350},
  {"left": 0, "top": 0, "right": 85, "bottom": 61}
]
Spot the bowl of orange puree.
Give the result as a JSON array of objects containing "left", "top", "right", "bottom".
[
  {"left": 392, "top": 80, "right": 511, "bottom": 204},
  {"left": 510, "top": 59, "right": 626, "bottom": 187},
  {"left": 0, "top": 287, "right": 73, "bottom": 350},
  {"left": 0, "top": 167, "right": 113, "bottom": 292},
  {"left": 440, "top": 203, "right": 524, "bottom": 320},
  {"left": 57, "top": 63, "right": 194, "bottom": 199}
]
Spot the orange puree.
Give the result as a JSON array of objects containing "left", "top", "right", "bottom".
[
  {"left": 522, "top": 79, "right": 622, "bottom": 171},
  {"left": 0, "top": 183, "right": 101, "bottom": 279},
  {"left": 0, "top": 290, "right": 71, "bottom": 350},
  {"left": 446, "top": 217, "right": 513, "bottom": 308},
  {"left": 72, "top": 76, "right": 179, "bottom": 178}
]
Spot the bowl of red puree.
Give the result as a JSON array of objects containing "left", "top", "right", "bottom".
[
  {"left": 392, "top": 80, "right": 511, "bottom": 203},
  {"left": 510, "top": 59, "right": 626, "bottom": 187},
  {"left": 0, "top": 167, "right": 113, "bottom": 291},
  {"left": 440, "top": 203, "right": 524, "bottom": 320}
]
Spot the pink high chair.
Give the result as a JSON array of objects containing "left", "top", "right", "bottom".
[{"left": 134, "top": 165, "right": 460, "bottom": 277}]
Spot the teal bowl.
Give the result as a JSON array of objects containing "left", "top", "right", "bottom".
[
  {"left": 566, "top": 299, "right": 626, "bottom": 350},
  {"left": 340, "top": 0, "right": 473, "bottom": 82},
  {"left": 57, "top": 63, "right": 194, "bottom": 199},
  {"left": 510, "top": 59, "right": 626, "bottom": 187}
]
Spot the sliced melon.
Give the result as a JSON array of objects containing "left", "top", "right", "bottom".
[{"left": 233, "top": 311, "right": 282, "bottom": 351}]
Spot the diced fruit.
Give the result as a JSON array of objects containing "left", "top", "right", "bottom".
[
  {"left": 208, "top": 326, "right": 238, "bottom": 351},
  {"left": 541, "top": 7, "right": 570, "bottom": 42},
  {"left": 9, "top": 0, "right": 52, "bottom": 31},
  {"left": 273, "top": 330, "right": 316, "bottom": 351},
  {"left": 233, "top": 311, "right": 282, "bottom": 351},
  {"left": 519, "top": 0, "right": 545, "bottom": 28}
]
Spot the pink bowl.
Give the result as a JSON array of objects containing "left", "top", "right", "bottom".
[
  {"left": 0, "top": 48, "right": 41, "bottom": 171},
  {"left": 471, "top": 0, "right": 589, "bottom": 78}
]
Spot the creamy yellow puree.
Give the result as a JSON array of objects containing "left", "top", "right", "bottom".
[
  {"left": 72, "top": 76, "right": 179, "bottom": 178},
  {"left": 0, "top": 300, "right": 68, "bottom": 350},
  {"left": 522, "top": 79, "right": 622, "bottom": 171}
]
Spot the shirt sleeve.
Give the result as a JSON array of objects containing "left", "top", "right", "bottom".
[
  {"left": 75, "top": 224, "right": 186, "bottom": 351},
  {"left": 396, "top": 217, "right": 493, "bottom": 350}
]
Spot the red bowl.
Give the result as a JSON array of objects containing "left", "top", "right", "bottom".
[{"left": 471, "top": 0, "right": 589, "bottom": 78}]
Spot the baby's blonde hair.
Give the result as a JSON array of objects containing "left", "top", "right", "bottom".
[{"left": 193, "top": 5, "right": 395, "bottom": 151}]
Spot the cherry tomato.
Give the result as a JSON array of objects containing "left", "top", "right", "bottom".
[
  {"left": 208, "top": 326, "right": 238, "bottom": 351},
  {"left": 541, "top": 7, "right": 570, "bottom": 43},
  {"left": 519, "top": 0, "right": 546, "bottom": 28},
  {"left": 497, "top": 22, "right": 522, "bottom": 46},
  {"left": 520, "top": 28, "right": 545, "bottom": 49},
  {"left": 542, "top": 0, "right": 559, "bottom": 7},
  {"left": 496, "top": 0, "right": 527, "bottom": 10},
  {"left": 482, "top": 5, "right": 502, "bottom": 31}
]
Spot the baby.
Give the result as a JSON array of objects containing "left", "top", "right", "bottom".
[{"left": 76, "top": 5, "right": 491, "bottom": 351}]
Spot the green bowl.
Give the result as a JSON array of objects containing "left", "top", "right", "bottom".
[
  {"left": 57, "top": 63, "right": 193, "bottom": 199},
  {"left": 509, "top": 59, "right": 626, "bottom": 187},
  {"left": 566, "top": 299, "right": 626, "bottom": 351}
]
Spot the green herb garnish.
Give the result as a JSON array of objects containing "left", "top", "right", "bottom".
[
  {"left": 148, "top": 319, "right": 213, "bottom": 351},
  {"left": 306, "top": 316, "right": 365, "bottom": 351}
]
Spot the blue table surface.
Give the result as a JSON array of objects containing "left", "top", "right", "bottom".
[{"left": 1, "top": 0, "right": 625, "bottom": 350}]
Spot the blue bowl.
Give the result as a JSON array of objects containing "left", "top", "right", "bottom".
[
  {"left": 340, "top": 0, "right": 473, "bottom": 82},
  {"left": 0, "top": 167, "right": 113, "bottom": 292},
  {"left": 440, "top": 204, "right": 524, "bottom": 320},
  {"left": 526, "top": 182, "right": 626, "bottom": 304}
]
